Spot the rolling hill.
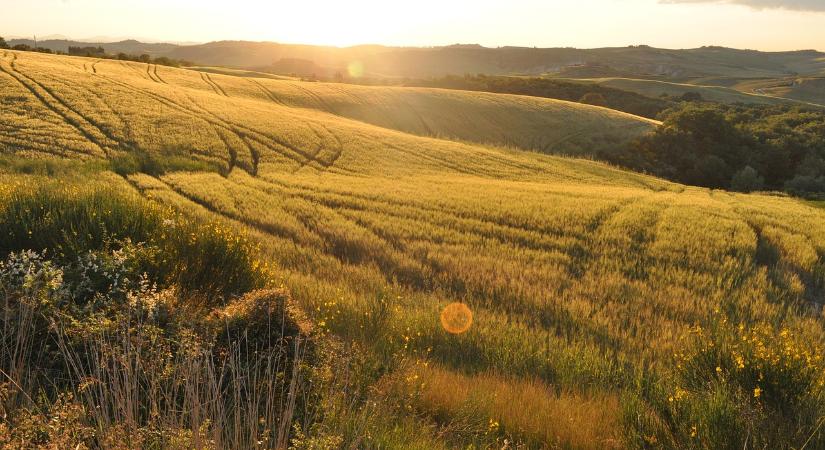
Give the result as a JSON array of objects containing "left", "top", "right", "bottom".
[
  {"left": 0, "top": 50, "right": 656, "bottom": 165},
  {"left": 586, "top": 77, "right": 805, "bottom": 106},
  {"left": 2, "top": 49, "right": 825, "bottom": 448},
  {"left": 15, "top": 38, "right": 825, "bottom": 80}
]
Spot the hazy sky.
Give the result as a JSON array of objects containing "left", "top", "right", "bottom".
[{"left": 2, "top": 0, "right": 824, "bottom": 50}]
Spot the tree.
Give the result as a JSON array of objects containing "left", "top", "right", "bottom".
[
  {"left": 730, "top": 165, "right": 764, "bottom": 193},
  {"left": 579, "top": 92, "right": 608, "bottom": 107},
  {"left": 0, "top": 36, "right": 8, "bottom": 49},
  {"left": 679, "top": 91, "right": 703, "bottom": 102}
]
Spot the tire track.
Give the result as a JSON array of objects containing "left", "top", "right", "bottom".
[
  {"left": 90, "top": 70, "right": 259, "bottom": 172},
  {"left": 288, "top": 82, "right": 335, "bottom": 113},
  {"left": 249, "top": 78, "right": 284, "bottom": 105},
  {"left": 146, "top": 63, "right": 158, "bottom": 82},
  {"left": 94, "top": 70, "right": 315, "bottom": 175},
  {"left": 153, "top": 64, "right": 167, "bottom": 84},
  {"left": 0, "top": 53, "right": 112, "bottom": 157},
  {"left": 15, "top": 59, "right": 134, "bottom": 153},
  {"left": 203, "top": 72, "right": 227, "bottom": 96},
  {"left": 199, "top": 72, "right": 222, "bottom": 96}
]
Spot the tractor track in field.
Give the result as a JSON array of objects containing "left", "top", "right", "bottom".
[
  {"left": 146, "top": 63, "right": 160, "bottom": 83},
  {"left": 93, "top": 70, "right": 336, "bottom": 175},
  {"left": 200, "top": 72, "right": 227, "bottom": 97},
  {"left": 144, "top": 175, "right": 311, "bottom": 245},
  {"left": 378, "top": 138, "right": 480, "bottom": 176},
  {"left": 249, "top": 78, "right": 285, "bottom": 105},
  {"left": 200, "top": 72, "right": 222, "bottom": 96},
  {"left": 249, "top": 174, "right": 571, "bottom": 245},
  {"left": 152, "top": 64, "right": 167, "bottom": 84},
  {"left": 0, "top": 52, "right": 113, "bottom": 157},
  {"left": 19, "top": 60, "right": 139, "bottom": 153},
  {"left": 289, "top": 82, "right": 336, "bottom": 113},
  {"left": 203, "top": 72, "right": 227, "bottom": 96},
  {"left": 118, "top": 60, "right": 150, "bottom": 80},
  {"left": 90, "top": 72, "right": 276, "bottom": 174}
]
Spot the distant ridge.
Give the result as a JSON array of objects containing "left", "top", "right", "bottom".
[{"left": 9, "top": 38, "right": 824, "bottom": 79}]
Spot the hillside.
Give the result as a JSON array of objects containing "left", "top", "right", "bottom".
[
  {"left": 2, "top": 49, "right": 825, "bottom": 448},
  {"left": 587, "top": 77, "right": 804, "bottom": 106},
  {"left": 0, "top": 51, "right": 655, "bottom": 163},
  {"left": 17, "top": 38, "right": 825, "bottom": 80},
  {"left": 166, "top": 42, "right": 825, "bottom": 79},
  {"left": 734, "top": 76, "right": 825, "bottom": 107}
]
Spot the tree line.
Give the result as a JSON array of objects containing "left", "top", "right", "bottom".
[
  {"left": 604, "top": 103, "right": 825, "bottom": 197},
  {"left": 0, "top": 36, "right": 191, "bottom": 68}
]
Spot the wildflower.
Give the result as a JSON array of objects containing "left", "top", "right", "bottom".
[
  {"left": 690, "top": 425, "right": 697, "bottom": 438},
  {"left": 735, "top": 355, "right": 745, "bottom": 369},
  {"left": 753, "top": 387, "right": 761, "bottom": 398}
]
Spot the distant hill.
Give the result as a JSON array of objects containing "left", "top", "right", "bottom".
[
  {"left": 10, "top": 39, "right": 825, "bottom": 80},
  {"left": 8, "top": 38, "right": 178, "bottom": 56},
  {"left": 165, "top": 42, "right": 825, "bottom": 79},
  {"left": 8, "top": 37, "right": 825, "bottom": 107}
]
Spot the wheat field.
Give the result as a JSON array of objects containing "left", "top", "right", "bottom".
[{"left": 2, "top": 50, "right": 825, "bottom": 448}]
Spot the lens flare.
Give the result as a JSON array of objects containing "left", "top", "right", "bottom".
[
  {"left": 347, "top": 61, "right": 365, "bottom": 78},
  {"left": 440, "top": 302, "right": 473, "bottom": 334}
]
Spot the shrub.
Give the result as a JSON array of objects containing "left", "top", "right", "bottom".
[
  {"left": 0, "top": 180, "right": 268, "bottom": 304},
  {"left": 785, "top": 175, "right": 825, "bottom": 197},
  {"left": 730, "top": 165, "right": 764, "bottom": 192},
  {"left": 580, "top": 92, "right": 609, "bottom": 107}
]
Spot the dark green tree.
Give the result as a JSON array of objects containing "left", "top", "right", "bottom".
[{"left": 730, "top": 165, "right": 764, "bottom": 192}]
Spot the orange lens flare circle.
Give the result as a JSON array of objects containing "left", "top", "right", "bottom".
[{"left": 440, "top": 302, "right": 473, "bottom": 334}]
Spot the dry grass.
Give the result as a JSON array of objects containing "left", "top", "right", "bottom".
[{"left": 389, "top": 363, "right": 623, "bottom": 449}]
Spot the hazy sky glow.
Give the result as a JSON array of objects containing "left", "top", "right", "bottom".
[{"left": 2, "top": 0, "right": 824, "bottom": 50}]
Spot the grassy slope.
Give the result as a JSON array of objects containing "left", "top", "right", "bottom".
[
  {"left": 587, "top": 77, "right": 808, "bottom": 107},
  {"left": 0, "top": 50, "right": 656, "bottom": 165},
  {"left": 732, "top": 76, "right": 825, "bottom": 107},
  {"left": 2, "top": 50, "right": 825, "bottom": 447}
]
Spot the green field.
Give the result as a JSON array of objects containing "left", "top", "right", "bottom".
[
  {"left": 585, "top": 77, "right": 813, "bottom": 107},
  {"left": 2, "top": 50, "right": 825, "bottom": 449}
]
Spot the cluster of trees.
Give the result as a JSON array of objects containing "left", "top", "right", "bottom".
[
  {"left": 67, "top": 45, "right": 106, "bottom": 56},
  {"left": 404, "top": 74, "right": 674, "bottom": 119},
  {"left": 0, "top": 36, "right": 55, "bottom": 54},
  {"left": 609, "top": 103, "right": 825, "bottom": 196},
  {"left": 0, "top": 37, "right": 191, "bottom": 67}
]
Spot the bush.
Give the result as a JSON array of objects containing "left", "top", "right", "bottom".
[
  {"left": 0, "top": 180, "right": 268, "bottom": 303},
  {"left": 580, "top": 92, "right": 609, "bottom": 107},
  {"left": 730, "top": 165, "right": 764, "bottom": 192},
  {"left": 785, "top": 175, "right": 825, "bottom": 197}
]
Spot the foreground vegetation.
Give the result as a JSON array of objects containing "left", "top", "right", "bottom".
[
  {"left": 1, "top": 49, "right": 825, "bottom": 448},
  {"left": 0, "top": 175, "right": 321, "bottom": 448}
]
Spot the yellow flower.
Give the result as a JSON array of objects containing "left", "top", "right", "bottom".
[
  {"left": 715, "top": 366, "right": 722, "bottom": 374},
  {"left": 735, "top": 355, "right": 745, "bottom": 369},
  {"left": 690, "top": 425, "right": 697, "bottom": 438},
  {"left": 754, "top": 387, "right": 762, "bottom": 398}
]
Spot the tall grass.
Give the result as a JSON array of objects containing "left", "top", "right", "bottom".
[
  {"left": 0, "top": 176, "right": 267, "bottom": 303},
  {"left": 0, "top": 178, "right": 312, "bottom": 449}
]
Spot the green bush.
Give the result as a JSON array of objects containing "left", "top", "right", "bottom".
[{"left": 0, "top": 180, "right": 267, "bottom": 304}]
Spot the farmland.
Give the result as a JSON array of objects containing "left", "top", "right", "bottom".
[{"left": 2, "top": 50, "right": 825, "bottom": 448}]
